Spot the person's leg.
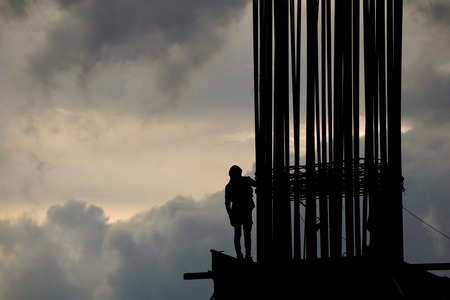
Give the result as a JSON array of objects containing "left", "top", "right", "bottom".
[
  {"left": 243, "top": 223, "right": 252, "bottom": 260},
  {"left": 234, "top": 225, "right": 243, "bottom": 259}
]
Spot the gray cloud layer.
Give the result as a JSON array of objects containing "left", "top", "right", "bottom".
[
  {"left": 26, "top": 0, "right": 248, "bottom": 97},
  {"left": 0, "top": 0, "right": 28, "bottom": 19},
  {"left": 401, "top": 0, "right": 450, "bottom": 265},
  {"left": 408, "top": 0, "right": 450, "bottom": 27},
  {"left": 0, "top": 194, "right": 233, "bottom": 300},
  {"left": 403, "top": 0, "right": 450, "bottom": 126}
]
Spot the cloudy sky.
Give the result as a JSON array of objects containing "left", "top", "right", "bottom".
[{"left": 0, "top": 0, "right": 449, "bottom": 299}]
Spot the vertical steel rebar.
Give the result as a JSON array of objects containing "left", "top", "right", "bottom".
[
  {"left": 291, "top": 0, "right": 302, "bottom": 261},
  {"left": 305, "top": 0, "right": 319, "bottom": 259},
  {"left": 252, "top": 0, "right": 403, "bottom": 263}
]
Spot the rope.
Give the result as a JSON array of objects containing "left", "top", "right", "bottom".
[{"left": 403, "top": 206, "right": 450, "bottom": 241}]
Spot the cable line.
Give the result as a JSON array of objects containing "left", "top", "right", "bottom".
[{"left": 403, "top": 206, "right": 450, "bottom": 241}]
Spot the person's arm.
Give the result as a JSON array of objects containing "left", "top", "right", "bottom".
[
  {"left": 225, "top": 186, "right": 232, "bottom": 216},
  {"left": 225, "top": 185, "right": 236, "bottom": 226},
  {"left": 244, "top": 176, "right": 257, "bottom": 187}
]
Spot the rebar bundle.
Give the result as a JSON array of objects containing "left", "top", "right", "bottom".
[{"left": 253, "top": 0, "right": 404, "bottom": 263}]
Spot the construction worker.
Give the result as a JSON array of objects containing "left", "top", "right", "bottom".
[{"left": 225, "top": 165, "right": 257, "bottom": 262}]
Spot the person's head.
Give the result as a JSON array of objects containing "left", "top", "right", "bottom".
[{"left": 229, "top": 165, "right": 243, "bottom": 179}]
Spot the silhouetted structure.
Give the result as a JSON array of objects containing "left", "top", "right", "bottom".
[
  {"left": 184, "top": 250, "right": 450, "bottom": 299},
  {"left": 185, "top": 0, "right": 450, "bottom": 298}
]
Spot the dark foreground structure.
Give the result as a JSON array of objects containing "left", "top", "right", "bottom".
[
  {"left": 185, "top": 250, "right": 450, "bottom": 299},
  {"left": 185, "top": 0, "right": 450, "bottom": 298}
]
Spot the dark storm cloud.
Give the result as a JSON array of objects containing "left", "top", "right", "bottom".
[
  {"left": 0, "top": 193, "right": 232, "bottom": 299},
  {"left": 402, "top": 125, "right": 450, "bottom": 263},
  {"left": 47, "top": 199, "right": 110, "bottom": 257},
  {"left": 0, "top": 0, "right": 29, "bottom": 19},
  {"left": 403, "top": 0, "right": 450, "bottom": 127},
  {"left": 401, "top": 1, "right": 450, "bottom": 266},
  {"left": 403, "top": 60, "right": 450, "bottom": 126},
  {"left": 105, "top": 194, "right": 230, "bottom": 299},
  {"left": 0, "top": 218, "right": 89, "bottom": 300},
  {"left": 29, "top": 0, "right": 249, "bottom": 96},
  {"left": 407, "top": 0, "right": 450, "bottom": 27}
]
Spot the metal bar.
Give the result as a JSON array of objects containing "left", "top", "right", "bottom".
[
  {"left": 386, "top": 0, "right": 404, "bottom": 262},
  {"left": 256, "top": 0, "right": 273, "bottom": 262},
  {"left": 296, "top": 0, "right": 302, "bottom": 260},
  {"left": 330, "top": 0, "right": 343, "bottom": 258},
  {"left": 373, "top": 0, "right": 379, "bottom": 163},
  {"left": 253, "top": 0, "right": 260, "bottom": 209},
  {"left": 319, "top": 0, "right": 329, "bottom": 259},
  {"left": 377, "top": 0, "right": 387, "bottom": 168},
  {"left": 411, "top": 263, "right": 450, "bottom": 271},
  {"left": 183, "top": 271, "right": 214, "bottom": 280},
  {"left": 316, "top": 71, "right": 321, "bottom": 167},
  {"left": 305, "top": 0, "right": 318, "bottom": 259},
  {"left": 363, "top": 0, "right": 376, "bottom": 254},
  {"left": 291, "top": 0, "right": 302, "bottom": 260},
  {"left": 352, "top": 0, "right": 361, "bottom": 257},
  {"left": 377, "top": 0, "right": 389, "bottom": 260},
  {"left": 321, "top": 0, "right": 327, "bottom": 165},
  {"left": 393, "top": 0, "right": 404, "bottom": 262},
  {"left": 326, "top": 0, "right": 333, "bottom": 164},
  {"left": 343, "top": 0, "right": 354, "bottom": 257},
  {"left": 273, "top": 0, "right": 292, "bottom": 261},
  {"left": 265, "top": 0, "right": 273, "bottom": 261}
]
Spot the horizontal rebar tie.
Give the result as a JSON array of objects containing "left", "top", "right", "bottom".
[{"left": 270, "top": 159, "right": 397, "bottom": 201}]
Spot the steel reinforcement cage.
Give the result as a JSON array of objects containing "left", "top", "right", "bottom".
[
  {"left": 278, "top": 159, "right": 390, "bottom": 201},
  {"left": 253, "top": 0, "right": 404, "bottom": 263}
]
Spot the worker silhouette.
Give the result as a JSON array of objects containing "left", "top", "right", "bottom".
[{"left": 225, "top": 165, "right": 257, "bottom": 262}]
